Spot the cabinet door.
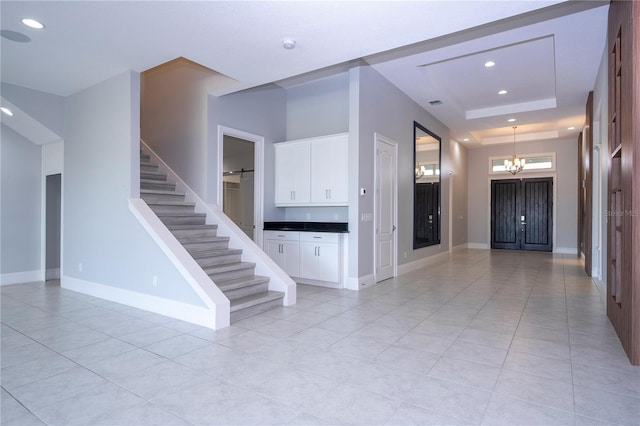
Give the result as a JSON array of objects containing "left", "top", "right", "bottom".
[
  {"left": 281, "top": 241, "right": 300, "bottom": 277},
  {"left": 299, "top": 241, "right": 319, "bottom": 280},
  {"left": 316, "top": 242, "right": 340, "bottom": 282},
  {"left": 311, "top": 135, "right": 348, "bottom": 204},
  {"left": 265, "top": 239, "right": 284, "bottom": 269},
  {"left": 275, "top": 142, "right": 310, "bottom": 205}
]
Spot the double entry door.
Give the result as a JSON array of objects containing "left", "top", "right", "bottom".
[{"left": 491, "top": 177, "right": 553, "bottom": 252}]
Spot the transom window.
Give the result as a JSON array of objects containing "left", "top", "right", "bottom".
[{"left": 489, "top": 153, "right": 555, "bottom": 174}]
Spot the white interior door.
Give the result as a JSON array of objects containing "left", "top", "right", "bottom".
[{"left": 375, "top": 134, "right": 397, "bottom": 282}]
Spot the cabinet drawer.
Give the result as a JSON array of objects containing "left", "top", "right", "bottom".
[
  {"left": 264, "top": 231, "right": 300, "bottom": 241},
  {"left": 299, "top": 232, "right": 340, "bottom": 243}
]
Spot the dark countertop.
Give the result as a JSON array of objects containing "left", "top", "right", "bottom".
[{"left": 264, "top": 221, "right": 349, "bottom": 233}]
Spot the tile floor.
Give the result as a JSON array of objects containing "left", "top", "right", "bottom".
[{"left": 2, "top": 249, "right": 639, "bottom": 425}]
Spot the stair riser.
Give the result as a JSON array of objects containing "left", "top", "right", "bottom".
[
  {"left": 223, "top": 282, "right": 270, "bottom": 301},
  {"left": 170, "top": 230, "right": 218, "bottom": 240},
  {"left": 140, "top": 163, "right": 159, "bottom": 173},
  {"left": 141, "top": 172, "right": 167, "bottom": 181},
  {"left": 141, "top": 182, "right": 176, "bottom": 191},
  {"left": 159, "top": 216, "right": 206, "bottom": 226},
  {"left": 141, "top": 193, "right": 186, "bottom": 203},
  {"left": 183, "top": 240, "right": 229, "bottom": 251},
  {"left": 209, "top": 267, "right": 255, "bottom": 282},
  {"left": 140, "top": 154, "right": 150, "bottom": 161},
  {"left": 195, "top": 254, "right": 242, "bottom": 268},
  {"left": 149, "top": 204, "right": 196, "bottom": 214},
  {"left": 231, "top": 297, "right": 283, "bottom": 322}
]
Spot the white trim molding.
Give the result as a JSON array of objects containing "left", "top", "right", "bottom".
[
  {"left": 467, "top": 243, "right": 490, "bottom": 250},
  {"left": 1, "top": 270, "right": 43, "bottom": 286},
  {"left": 62, "top": 276, "right": 215, "bottom": 328},
  {"left": 346, "top": 273, "right": 376, "bottom": 291},
  {"left": 398, "top": 251, "right": 450, "bottom": 276},
  {"left": 554, "top": 247, "right": 578, "bottom": 255}
]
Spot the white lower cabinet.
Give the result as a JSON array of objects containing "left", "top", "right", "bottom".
[
  {"left": 264, "top": 232, "right": 300, "bottom": 277},
  {"left": 299, "top": 233, "right": 341, "bottom": 283},
  {"left": 264, "top": 230, "right": 343, "bottom": 287}
]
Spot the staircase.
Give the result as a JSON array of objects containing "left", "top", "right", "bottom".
[{"left": 139, "top": 152, "right": 284, "bottom": 322}]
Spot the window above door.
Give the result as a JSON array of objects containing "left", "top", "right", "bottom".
[{"left": 489, "top": 152, "right": 556, "bottom": 174}]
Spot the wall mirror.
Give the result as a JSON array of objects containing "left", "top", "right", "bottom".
[{"left": 414, "top": 121, "right": 441, "bottom": 249}]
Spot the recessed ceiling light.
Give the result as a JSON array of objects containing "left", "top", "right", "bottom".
[
  {"left": 463, "top": 138, "right": 469, "bottom": 142},
  {"left": 485, "top": 61, "right": 496, "bottom": 68},
  {"left": 508, "top": 118, "right": 516, "bottom": 122},
  {"left": 498, "top": 90, "right": 508, "bottom": 95},
  {"left": 1, "top": 107, "right": 14, "bottom": 116},
  {"left": 282, "top": 38, "right": 296, "bottom": 50},
  {"left": 22, "top": 18, "right": 44, "bottom": 29},
  {"left": 568, "top": 126, "right": 575, "bottom": 130}
]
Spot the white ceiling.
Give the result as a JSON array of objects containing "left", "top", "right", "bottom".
[{"left": 1, "top": 1, "right": 609, "bottom": 149}]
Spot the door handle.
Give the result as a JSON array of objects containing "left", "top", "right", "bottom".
[{"left": 392, "top": 225, "right": 396, "bottom": 231}]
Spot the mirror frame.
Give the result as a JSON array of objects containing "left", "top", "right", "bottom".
[{"left": 413, "top": 121, "right": 441, "bottom": 249}]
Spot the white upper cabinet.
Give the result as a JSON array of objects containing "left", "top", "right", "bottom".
[
  {"left": 275, "top": 133, "right": 348, "bottom": 206},
  {"left": 310, "top": 134, "right": 349, "bottom": 204},
  {"left": 274, "top": 141, "right": 311, "bottom": 205}
]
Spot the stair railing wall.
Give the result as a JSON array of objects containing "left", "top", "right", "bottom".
[
  {"left": 129, "top": 199, "right": 230, "bottom": 329},
  {"left": 140, "top": 140, "right": 296, "bottom": 306}
]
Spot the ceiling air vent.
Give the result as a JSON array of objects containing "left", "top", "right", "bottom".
[{"left": 429, "top": 100, "right": 443, "bottom": 106}]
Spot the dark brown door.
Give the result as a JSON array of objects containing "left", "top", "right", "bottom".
[{"left": 491, "top": 178, "right": 553, "bottom": 252}]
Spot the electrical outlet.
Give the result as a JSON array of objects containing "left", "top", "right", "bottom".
[
  {"left": 403, "top": 251, "right": 407, "bottom": 259},
  {"left": 152, "top": 275, "right": 158, "bottom": 287},
  {"left": 78, "top": 263, "right": 83, "bottom": 272}
]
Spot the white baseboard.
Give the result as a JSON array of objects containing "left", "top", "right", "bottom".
[
  {"left": 346, "top": 273, "right": 376, "bottom": 291},
  {"left": 46, "top": 268, "right": 60, "bottom": 280},
  {"left": 61, "top": 275, "right": 217, "bottom": 329},
  {"left": 467, "top": 243, "right": 490, "bottom": 250},
  {"left": 554, "top": 247, "right": 578, "bottom": 255},
  {"left": 398, "top": 251, "right": 450, "bottom": 275},
  {"left": 1, "top": 270, "right": 43, "bottom": 286}
]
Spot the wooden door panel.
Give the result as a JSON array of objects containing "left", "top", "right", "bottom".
[
  {"left": 522, "top": 178, "right": 553, "bottom": 252},
  {"left": 491, "top": 178, "right": 553, "bottom": 252},
  {"left": 491, "top": 180, "right": 519, "bottom": 249}
]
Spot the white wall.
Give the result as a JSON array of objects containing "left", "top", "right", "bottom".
[
  {"left": 467, "top": 138, "right": 578, "bottom": 252},
  {"left": 0, "top": 125, "right": 42, "bottom": 283},
  {"left": 63, "top": 71, "right": 204, "bottom": 306}
]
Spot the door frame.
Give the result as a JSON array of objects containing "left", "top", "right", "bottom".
[
  {"left": 486, "top": 172, "right": 557, "bottom": 252},
  {"left": 373, "top": 133, "right": 398, "bottom": 282},
  {"left": 217, "top": 125, "right": 264, "bottom": 248}
]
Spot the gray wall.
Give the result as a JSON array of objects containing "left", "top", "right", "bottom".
[
  {"left": 357, "top": 64, "right": 451, "bottom": 277},
  {"left": 208, "top": 84, "right": 287, "bottom": 221},
  {"left": 63, "top": 71, "right": 203, "bottom": 306},
  {"left": 467, "top": 138, "right": 578, "bottom": 250},
  {"left": 0, "top": 125, "right": 42, "bottom": 274},
  {"left": 286, "top": 72, "right": 350, "bottom": 140},
  {"left": 1, "top": 83, "right": 65, "bottom": 139},
  {"left": 46, "top": 174, "right": 62, "bottom": 270},
  {"left": 141, "top": 61, "right": 233, "bottom": 199},
  {"left": 450, "top": 139, "right": 469, "bottom": 248},
  {"left": 283, "top": 72, "right": 351, "bottom": 222},
  {"left": 591, "top": 45, "right": 609, "bottom": 284}
]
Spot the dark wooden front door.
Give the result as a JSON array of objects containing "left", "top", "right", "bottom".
[{"left": 491, "top": 178, "right": 553, "bottom": 252}]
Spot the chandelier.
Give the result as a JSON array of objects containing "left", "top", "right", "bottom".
[{"left": 504, "top": 126, "right": 523, "bottom": 175}]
